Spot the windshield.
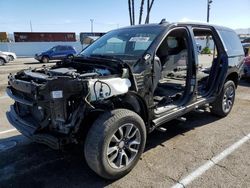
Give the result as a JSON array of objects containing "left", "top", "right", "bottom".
[
  {"left": 80, "top": 26, "right": 164, "bottom": 62},
  {"left": 49, "top": 47, "right": 56, "bottom": 52}
]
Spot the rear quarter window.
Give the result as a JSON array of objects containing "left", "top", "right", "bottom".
[{"left": 217, "top": 29, "right": 244, "bottom": 57}]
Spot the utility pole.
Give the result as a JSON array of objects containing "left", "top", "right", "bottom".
[
  {"left": 206, "top": 0, "right": 213, "bottom": 48},
  {"left": 207, "top": 0, "right": 213, "bottom": 23},
  {"left": 90, "top": 19, "right": 94, "bottom": 33},
  {"left": 30, "top": 20, "right": 33, "bottom": 32}
]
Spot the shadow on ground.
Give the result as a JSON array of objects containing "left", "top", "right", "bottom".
[
  {"left": 23, "top": 61, "right": 53, "bottom": 65},
  {"left": 239, "top": 79, "right": 250, "bottom": 87},
  {"left": 0, "top": 111, "right": 220, "bottom": 188}
]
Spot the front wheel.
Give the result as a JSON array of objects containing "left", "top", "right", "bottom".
[
  {"left": 211, "top": 80, "right": 236, "bottom": 117},
  {"left": 41, "top": 56, "right": 49, "bottom": 63},
  {"left": 0, "top": 58, "right": 6, "bottom": 65},
  {"left": 8, "top": 55, "right": 14, "bottom": 61},
  {"left": 66, "top": 54, "right": 74, "bottom": 59},
  {"left": 84, "top": 109, "right": 146, "bottom": 180}
]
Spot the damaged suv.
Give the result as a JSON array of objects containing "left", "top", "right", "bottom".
[{"left": 6, "top": 21, "right": 244, "bottom": 179}]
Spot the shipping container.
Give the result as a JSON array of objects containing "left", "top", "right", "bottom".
[
  {"left": 0, "top": 32, "right": 8, "bottom": 42},
  {"left": 80, "top": 32, "right": 105, "bottom": 44},
  {"left": 14, "top": 32, "right": 76, "bottom": 42}
]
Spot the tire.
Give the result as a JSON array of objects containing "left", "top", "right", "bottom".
[
  {"left": 211, "top": 80, "right": 236, "bottom": 117},
  {"left": 0, "top": 58, "right": 6, "bottom": 65},
  {"left": 41, "top": 56, "right": 49, "bottom": 63},
  {"left": 8, "top": 55, "right": 14, "bottom": 61},
  {"left": 84, "top": 109, "right": 146, "bottom": 180}
]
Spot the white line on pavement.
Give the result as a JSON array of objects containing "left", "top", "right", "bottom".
[
  {"left": 0, "top": 92, "right": 8, "bottom": 100},
  {"left": 0, "top": 129, "right": 17, "bottom": 135},
  {"left": 171, "top": 133, "right": 250, "bottom": 188}
]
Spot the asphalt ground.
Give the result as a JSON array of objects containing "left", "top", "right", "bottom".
[{"left": 0, "top": 58, "right": 249, "bottom": 188}]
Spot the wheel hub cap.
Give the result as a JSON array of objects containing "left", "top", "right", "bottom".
[
  {"left": 106, "top": 123, "right": 141, "bottom": 169},
  {"left": 118, "top": 141, "right": 125, "bottom": 149}
]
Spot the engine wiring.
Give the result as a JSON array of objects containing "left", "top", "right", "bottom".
[{"left": 93, "top": 80, "right": 112, "bottom": 100}]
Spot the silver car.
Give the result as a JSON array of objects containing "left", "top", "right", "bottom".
[{"left": 0, "top": 53, "right": 10, "bottom": 65}]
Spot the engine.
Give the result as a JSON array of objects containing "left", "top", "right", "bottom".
[{"left": 7, "top": 62, "right": 131, "bottom": 136}]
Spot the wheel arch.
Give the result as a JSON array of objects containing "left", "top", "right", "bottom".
[
  {"left": 77, "top": 93, "right": 149, "bottom": 142},
  {"left": 115, "top": 93, "right": 149, "bottom": 127},
  {"left": 42, "top": 55, "right": 50, "bottom": 59},
  {"left": 226, "top": 72, "right": 239, "bottom": 88},
  {"left": 0, "top": 57, "right": 6, "bottom": 64}
]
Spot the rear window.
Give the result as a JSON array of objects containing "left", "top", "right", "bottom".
[{"left": 217, "top": 29, "right": 244, "bottom": 57}]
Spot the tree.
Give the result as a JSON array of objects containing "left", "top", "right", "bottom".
[
  {"left": 145, "top": 0, "right": 155, "bottom": 24},
  {"left": 128, "top": 0, "right": 155, "bottom": 25},
  {"left": 138, "top": 0, "right": 145, "bottom": 24},
  {"left": 128, "top": 0, "right": 133, "bottom": 25}
]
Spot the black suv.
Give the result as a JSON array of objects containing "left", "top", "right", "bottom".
[{"left": 6, "top": 21, "right": 244, "bottom": 179}]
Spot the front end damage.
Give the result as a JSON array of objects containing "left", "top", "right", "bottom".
[{"left": 6, "top": 60, "right": 131, "bottom": 149}]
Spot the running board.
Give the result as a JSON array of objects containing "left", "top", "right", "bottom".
[
  {"left": 176, "top": 117, "right": 186, "bottom": 122},
  {"left": 152, "top": 97, "right": 215, "bottom": 127},
  {"left": 156, "top": 126, "right": 167, "bottom": 132}
]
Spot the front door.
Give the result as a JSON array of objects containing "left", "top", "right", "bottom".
[{"left": 153, "top": 27, "right": 194, "bottom": 114}]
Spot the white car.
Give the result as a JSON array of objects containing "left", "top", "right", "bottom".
[
  {"left": 0, "top": 54, "right": 10, "bottom": 65},
  {"left": 0, "top": 51, "right": 17, "bottom": 61}
]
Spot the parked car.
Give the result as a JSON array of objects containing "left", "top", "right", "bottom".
[
  {"left": 0, "top": 53, "right": 10, "bottom": 65},
  {"left": 6, "top": 21, "right": 244, "bottom": 180},
  {"left": 0, "top": 51, "right": 17, "bottom": 61},
  {"left": 35, "top": 45, "right": 77, "bottom": 63},
  {"left": 242, "top": 37, "right": 250, "bottom": 43},
  {"left": 242, "top": 43, "right": 250, "bottom": 79}
]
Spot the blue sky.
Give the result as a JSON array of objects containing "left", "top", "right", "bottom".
[{"left": 0, "top": 0, "right": 249, "bottom": 33}]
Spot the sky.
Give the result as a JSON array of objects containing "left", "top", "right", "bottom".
[{"left": 0, "top": 0, "right": 249, "bottom": 33}]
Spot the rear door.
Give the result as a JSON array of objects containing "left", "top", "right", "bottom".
[
  {"left": 53, "top": 46, "right": 68, "bottom": 59},
  {"left": 190, "top": 26, "right": 228, "bottom": 97}
]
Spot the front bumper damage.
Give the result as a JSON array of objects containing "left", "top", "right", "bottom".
[
  {"left": 6, "top": 73, "right": 88, "bottom": 149},
  {"left": 6, "top": 105, "right": 61, "bottom": 149}
]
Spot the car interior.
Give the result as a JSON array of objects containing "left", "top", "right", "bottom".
[
  {"left": 153, "top": 28, "right": 189, "bottom": 110},
  {"left": 193, "top": 29, "right": 219, "bottom": 97}
]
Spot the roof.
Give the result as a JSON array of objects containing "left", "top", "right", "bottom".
[{"left": 116, "top": 21, "right": 234, "bottom": 33}]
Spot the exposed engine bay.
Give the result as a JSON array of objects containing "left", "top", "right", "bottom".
[{"left": 6, "top": 59, "right": 131, "bottom": 147}]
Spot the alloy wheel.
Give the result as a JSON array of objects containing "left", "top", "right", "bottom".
[
  {"left": 107, "top": 123, "right": 141, "bottom": 169},
  {"left": 222, "top": 85, "right": 235, "bottom": 113}
]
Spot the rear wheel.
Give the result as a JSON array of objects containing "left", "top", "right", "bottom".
[
  {"left": 41, "top": 56, "right": 49, "bottom": 63},
  {"left": 84, "top": 109, "right": 146, "bottom": 180},
  {"left": 211, "top": 80, "right": 236, "bottom": 117},
  {"left": 8, "top": 55, "right": 14, "bottom": 61}
]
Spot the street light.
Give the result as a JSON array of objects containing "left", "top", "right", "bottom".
[
  {"left": 207, "top": 0, "right": 213, "bottom": 23},
  {"left": 90, "top": 19, "right": 94, "bottom": 33}
]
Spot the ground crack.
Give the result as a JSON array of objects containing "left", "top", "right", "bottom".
[{"left": 210, "top": 160, "right": 238, "bottom": 179}]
